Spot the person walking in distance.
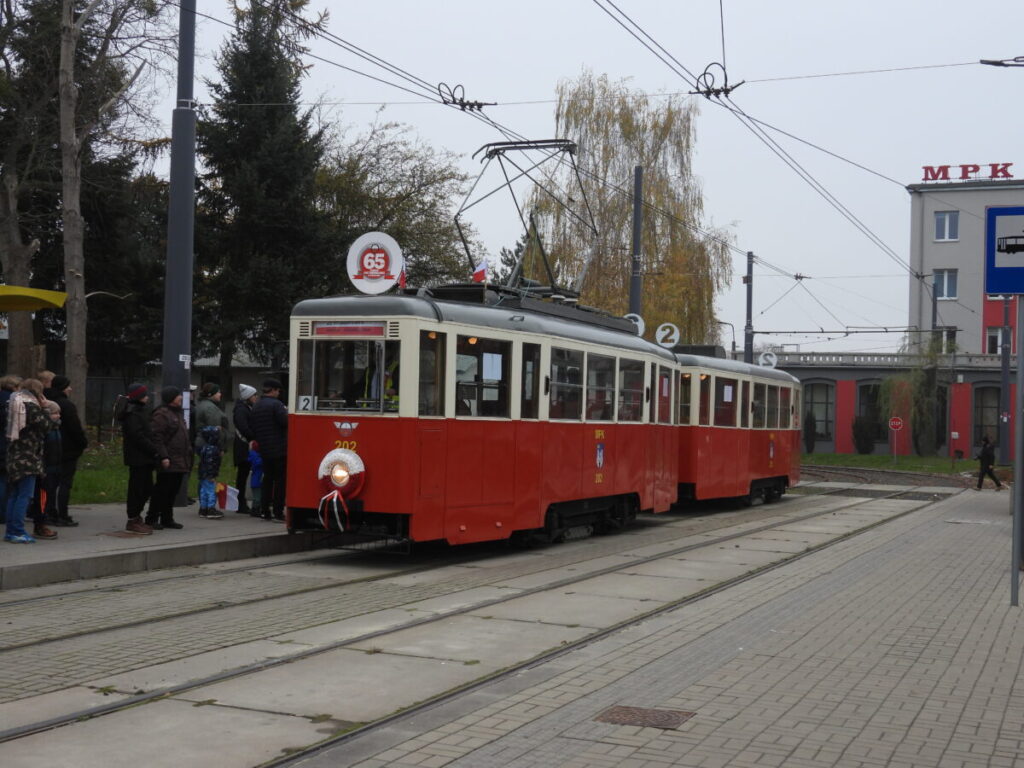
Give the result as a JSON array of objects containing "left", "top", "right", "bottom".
[
  {"left": 148, "top": 387, "right": 191, "bottom": 530},
  {"left": 119, "top": 383, "right": 159, "bottom": 535},
  {"left": 976, "top": 435, "right": 1004, "bottom": 491},
  {"left": 249, "top": 379, "right": 287, "bottom": 522},
  {"left": 233, "top": 384, "right": 258, "bottom": 515},
  {"left": 46, "top": 375, "right": 87, "bottom": 527}
]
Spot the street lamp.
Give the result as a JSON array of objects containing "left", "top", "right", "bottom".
[{"left": 715, "top": 320, "right": 737, "bottom": 358}]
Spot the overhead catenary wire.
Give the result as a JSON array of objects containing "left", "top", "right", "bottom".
[
  {"left": 182, "top": 0, "right": 912, "bottom": 346},
  {"left": 589, "top": 0, "right": 926, "bottom": 295}
]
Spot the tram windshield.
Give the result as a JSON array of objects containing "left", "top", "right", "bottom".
[{"left": 295, "top": 338, "right": 400, "bottom": 413}]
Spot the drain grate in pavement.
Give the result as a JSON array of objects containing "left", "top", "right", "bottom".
[{"left": 594, "top": 705, "right": 695, "bottom": 729}]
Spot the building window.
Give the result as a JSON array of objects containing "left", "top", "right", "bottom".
[
  {"left": 974, "top": 386, "right": 1000, "bottom": 446},
  {"left": 804, "top": 383, "right": 834, "bottom": 440},
  {"left": 934, "top": 211, "right": 959, "bottom": 241},
  {"left": 934, "top": 269, "right": 957, "bottom": 299},
  {"left": 937, "top": 327, "right": 957, "bottom": 354},
  {"left": 986, "top": 327, "right": 1012, "bottom": 355}
]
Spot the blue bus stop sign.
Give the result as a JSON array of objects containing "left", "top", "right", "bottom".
[{"left": 986, "top": 206, "right": 1024, "bottom": 294}]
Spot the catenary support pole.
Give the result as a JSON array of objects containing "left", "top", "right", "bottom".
[
  {"left": 1013, "top": 297, "right": 1022, "bottom": 606},
  {"left": 1001, "top": 296, "right": 1011, "bottom": 465},
  {"left": 629, "top": 166, "right": 642, "bottom": 316},
  {"left": 744, "top": 251, "right": 754, "bottom": 363},
  {"left": 162, "top": 0, "right": 197, "bottom": 506}
]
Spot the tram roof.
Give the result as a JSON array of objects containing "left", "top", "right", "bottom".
[{"left": 293, "top": 293, "right": 799, "bottom": 385}]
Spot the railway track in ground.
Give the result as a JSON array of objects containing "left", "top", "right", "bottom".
[
  {"left": 0, "top": 481, "right": 954, "bottom": 751},
  {"left": 800, "top": 463, "right": 972, "bottom": 488}
]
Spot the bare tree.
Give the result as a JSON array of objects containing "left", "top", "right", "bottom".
[
  {"left": 0, "top": 0, "right": 59, "bottom": 375},
  {"left": 528, "top": 71, "right": 733, "bottom": 344},
  {"left": 58, "top": 0, "right": 173, "bottom": 407}
]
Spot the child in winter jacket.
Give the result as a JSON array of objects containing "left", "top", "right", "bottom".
[
  {"left": 248, "top": 441, "right": 263, "bottom": 516},
  {"left": 197, "top": 425, "right": 224, "bottom": 519}
]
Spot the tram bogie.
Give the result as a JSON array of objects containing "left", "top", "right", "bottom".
[{"left": 283, "top": 289, "right": 801, "bottom": 547}]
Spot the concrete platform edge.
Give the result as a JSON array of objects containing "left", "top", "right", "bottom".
[{"left": 0, "top": 532, "right": 321, "bottom": 590}]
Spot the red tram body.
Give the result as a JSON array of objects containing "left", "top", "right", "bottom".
[{"left": 284, "top": 288, "right": 801, "bottom": 545}]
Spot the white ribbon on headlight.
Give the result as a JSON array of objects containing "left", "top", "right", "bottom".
[{"left": 318, "top": 448, "right": 365, "bottom": 487}]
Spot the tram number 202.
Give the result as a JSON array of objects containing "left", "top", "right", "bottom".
[{"left": 334, "top": 440, "right": 358, "bottom": 450}]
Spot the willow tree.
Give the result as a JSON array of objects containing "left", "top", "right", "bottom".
[{"left": 526, "top": 71, "right": 731, "bottom": 343}]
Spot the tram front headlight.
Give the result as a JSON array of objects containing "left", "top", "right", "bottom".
[
  {"left": 329, "top": 461, "right": 351, "bottom": 488},
  {"left": 318, "top": 448, "right": 366, "bottom": 498}
]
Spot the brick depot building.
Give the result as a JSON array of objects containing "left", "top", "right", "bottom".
[{"left": 777, "top": 171, "right": 1024, "bottom": 458}]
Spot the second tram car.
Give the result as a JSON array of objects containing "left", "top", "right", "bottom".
[{"left": 284, "top": 286, "right": 801, "bottom": 545}]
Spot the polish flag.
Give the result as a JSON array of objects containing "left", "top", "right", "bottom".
[
  {"left": 472, "top": 258, "right": 487, "bottom": 283},
  {"left": 399, "top": 268, "right": 406, "bottom": 290}
]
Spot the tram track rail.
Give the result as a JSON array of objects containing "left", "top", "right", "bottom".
[
  {"left": 0, "top": 484, "right": 880, "bottom": 651},
  {"left": 0, "top": 485, "right": 953, "bottom": 747}
]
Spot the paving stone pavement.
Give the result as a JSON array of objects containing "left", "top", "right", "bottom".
[
  {"left": 0, "top": 494, "right": 876, "bottom": 703},
  {"left": 321, "top": 488, "right": 1024, "bottom": 768}
]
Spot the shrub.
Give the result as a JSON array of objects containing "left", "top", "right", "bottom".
[
  {"left": 803, "top": 410, "right": 817, "bottom": 453},
  {"left": 852, "top": 416, "right": 876, "bottom": 455}
]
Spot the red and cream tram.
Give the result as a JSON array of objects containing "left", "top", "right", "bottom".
[{"left": 284, "top": 286, "right": 801, "bottom": 545}]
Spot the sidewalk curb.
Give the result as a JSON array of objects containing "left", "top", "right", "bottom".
[{"left": 0, "top": 532, "right": 321, "bottom": 590}]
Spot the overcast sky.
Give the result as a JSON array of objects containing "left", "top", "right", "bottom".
[{"left": 176, "top": 0, "right": 1024, "bottom": 354}]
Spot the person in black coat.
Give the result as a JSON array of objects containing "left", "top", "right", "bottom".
[
  {"left": 976, "top": 434, "right": 1004, "bottom": 491},
  {"left": 120, "top": 383, "right": 164, "bottom": 534},
  {"left": 233, "top": 384, "right": 259, "bottom": 515},
  {"left": 46, "top": 375, "right": 88, "bottom": 527},
  {"left": 249, "top": 379, "right": 288, "bottom": 522},
  {"left": 148, "top": 387, "right": 191, "bottom": 529}
]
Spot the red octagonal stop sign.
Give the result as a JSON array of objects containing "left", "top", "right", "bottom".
[{"left": 889, "top": 416, "right": 904, "bottom": 431}]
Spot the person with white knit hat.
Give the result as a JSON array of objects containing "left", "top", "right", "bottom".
[{"left": 233, "top": 384, "right": 259, "bottom": 515}]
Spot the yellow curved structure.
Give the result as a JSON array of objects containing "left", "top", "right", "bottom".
[{"left": 0, "top": 286, "right": 67, "bottom": 312}]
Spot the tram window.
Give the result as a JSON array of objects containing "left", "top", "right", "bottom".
[
  {"left": 740, "top": 381, "right": 750, "bottom": 428},
  {"left": 766, "top": 385, "right": 780, "bottom": 428},
  {"left": 456, "top": 336, "right": 511, "bottom": 418},
  {"left": 586, "top": 353, "right": 615, "bottom": 421},
  {"left": 418, "top": 331, "right": 446, "bottom": 416},
  {"left": 793, "top": 389, "right": 801, "bottom": 429},
  {"left": 678, "top": 373, "right": 692, "bottom": 425},
  {"left": 550, "top": 346, "right": 583, "bottom": 420},
  {"left": 521, "top": 342, "right": 541, "bottom": 419},
  {"left": 648, "top": 365, "right": 657, "bottom": 422},
  {"left": 714, "top": 377, "right": 738, "bottom": 427},
  {"left": 752, "top": 382, "right": 766, "bottom": 428},
  {"left": 295, "top": 338, "right": 399, "bottom": 413},
  {"left": 673, "top": 371, "right": 680, "bottom": 424},
  {"left": 296, "top": 341, "right": 315, "bottom": 408},
  {"left": 698, "top": 374, "right": 711, "bottom": 426},
  {"left": 618, "top": 359, "right": 643, "bottom": 422},
  {"left": 657, "top": 366, "right": 672, "bottom": 424},
  {"left": 779, "top": 387, "right": 792, "bottom": 428}
]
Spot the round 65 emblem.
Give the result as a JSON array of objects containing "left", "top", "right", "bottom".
[{"left": 347, "top": 232, "right": 404, "bottom": 295}]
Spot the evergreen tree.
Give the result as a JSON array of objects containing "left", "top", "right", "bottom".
[{"left": 196, "top": 0, "right": 330, "bottom": 387}]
